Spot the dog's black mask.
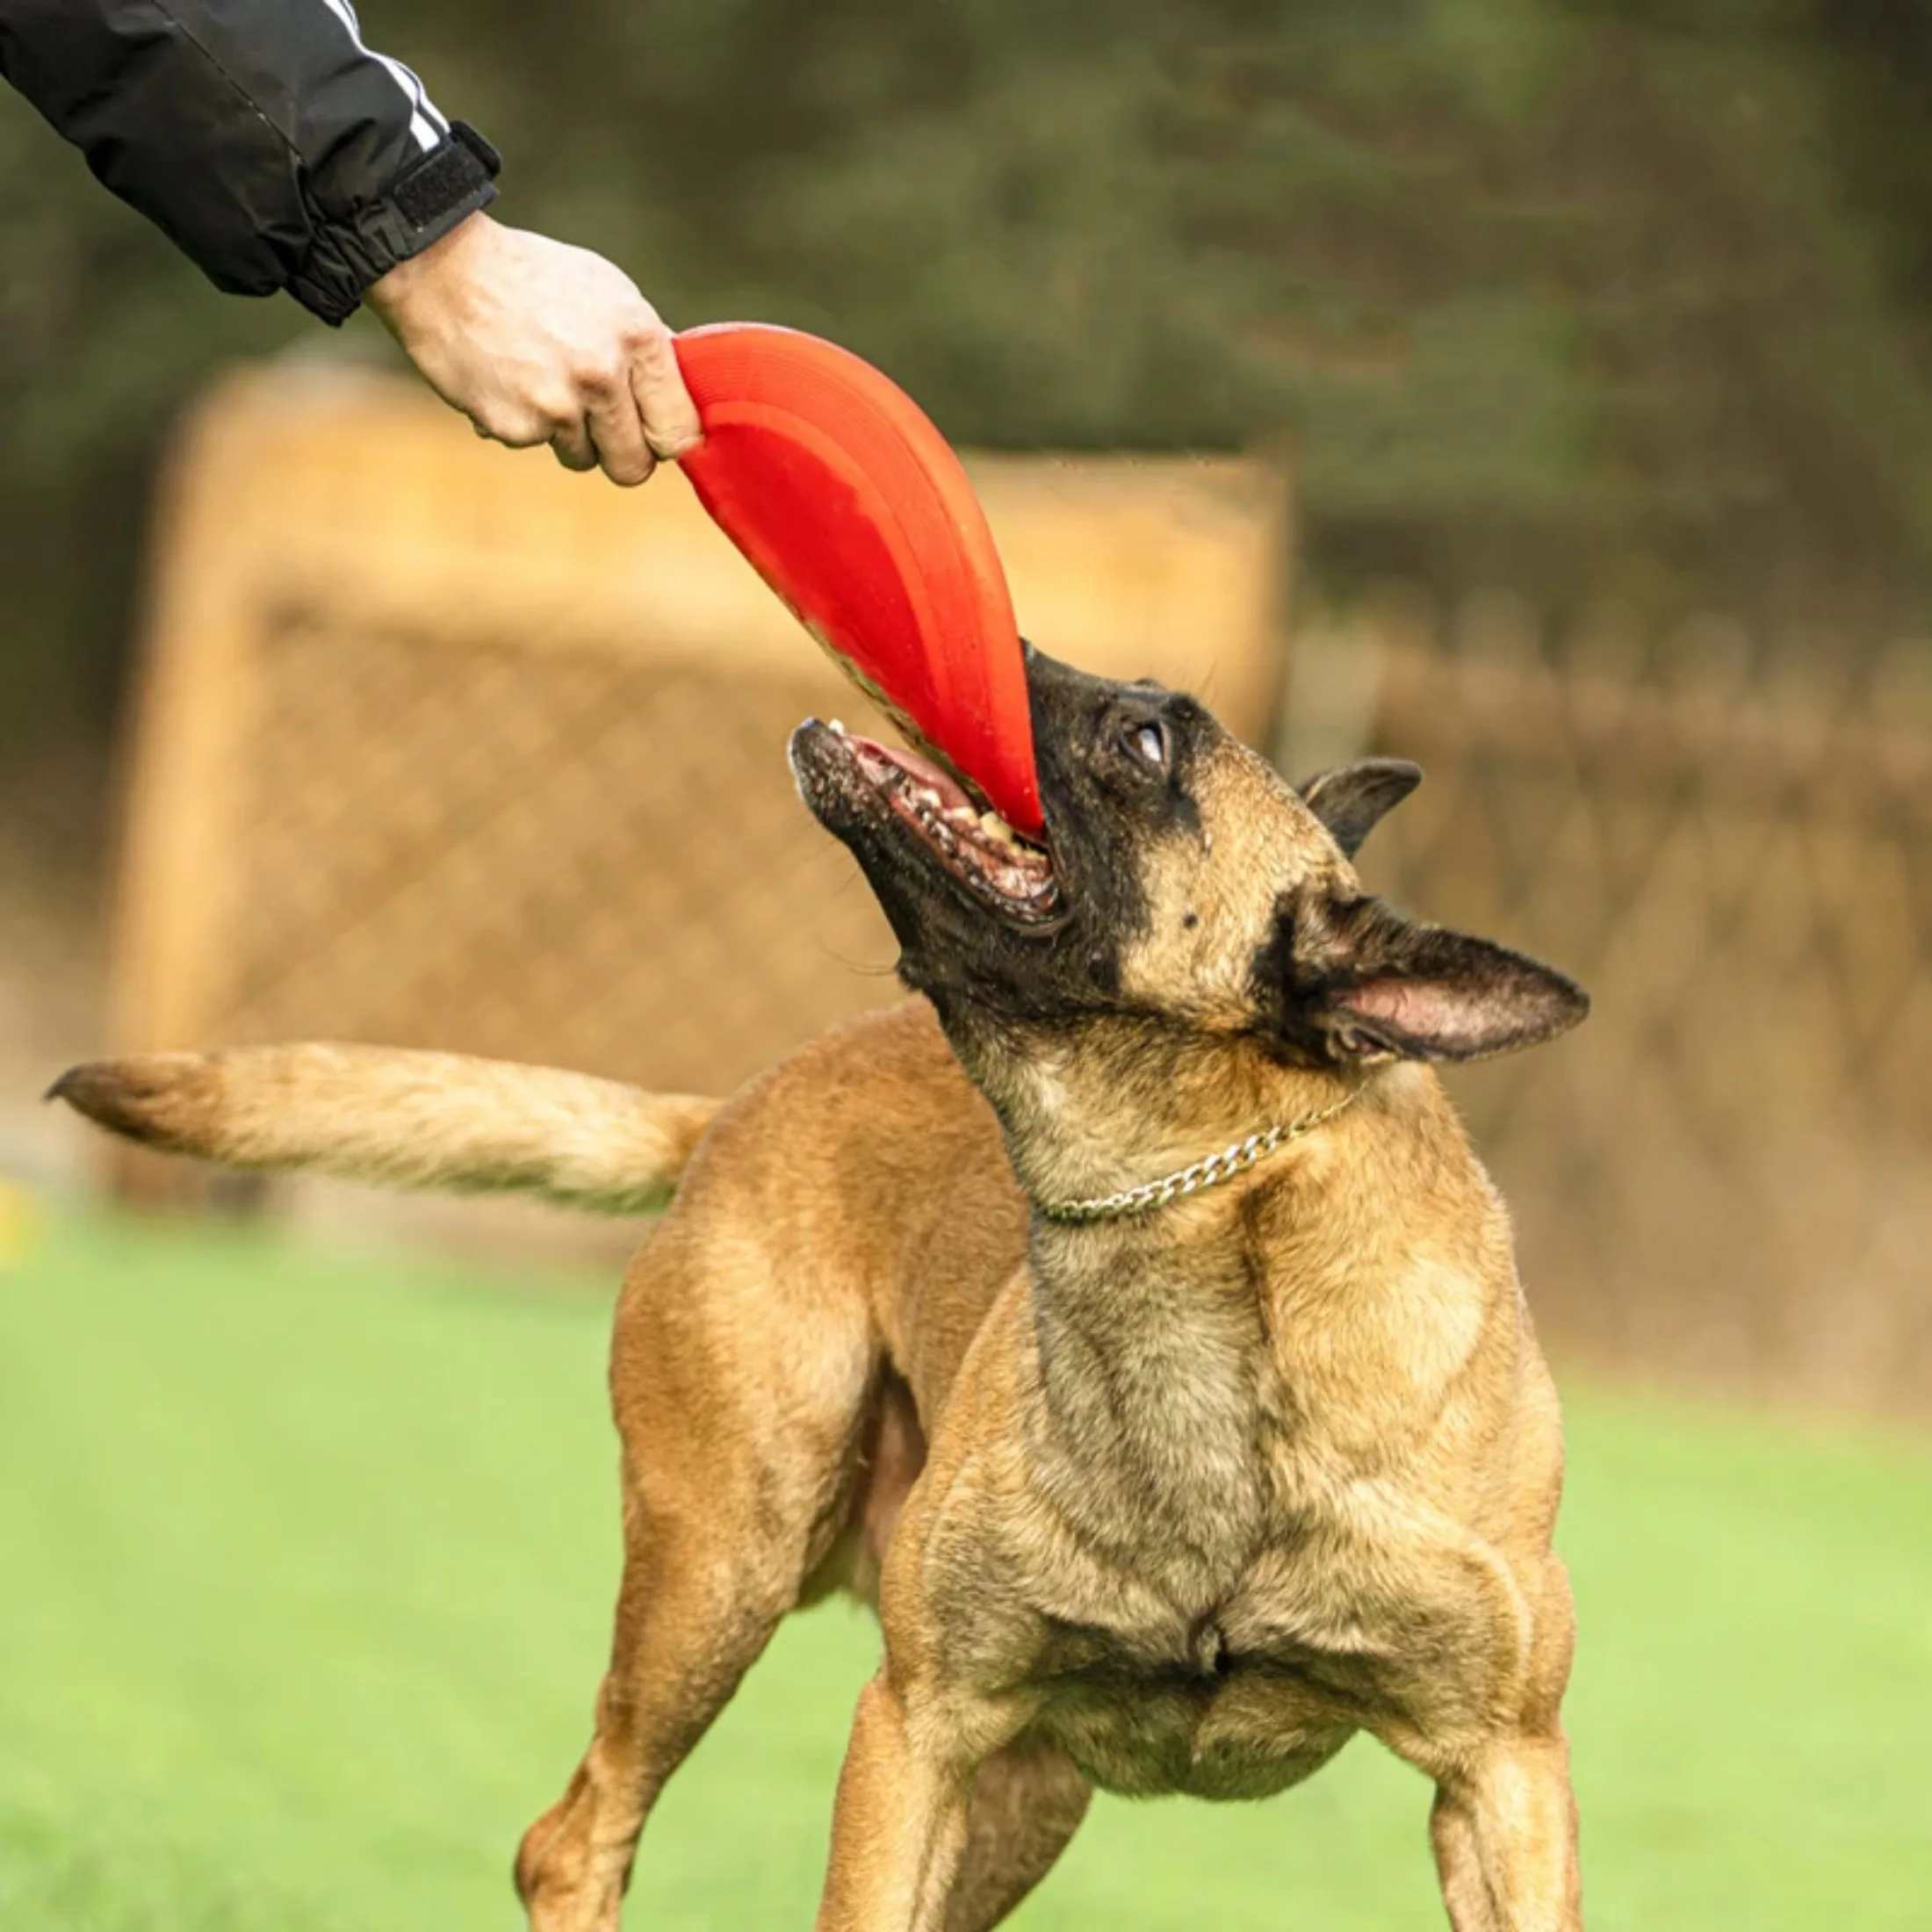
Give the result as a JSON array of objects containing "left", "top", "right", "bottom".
[{"left": 789, "top": 645, "right": 1186, "bottom": 1025}]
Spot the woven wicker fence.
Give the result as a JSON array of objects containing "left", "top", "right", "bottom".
[{"left": 1286, "top": 594, "right": 1932, "bottom": 1417}]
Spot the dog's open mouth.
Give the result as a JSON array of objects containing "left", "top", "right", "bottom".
[{"left": 828, "top": 722, "right": 1060, "bottom": 922}]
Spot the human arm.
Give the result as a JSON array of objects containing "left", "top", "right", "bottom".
[{"left": 0, "top": 1, "right": 699, "bottom": 480}]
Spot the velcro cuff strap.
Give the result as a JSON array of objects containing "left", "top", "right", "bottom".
[
  {"left": 393, "top": 121, "right": 501, "bottom": 234},
  {"left": 291, "top": 122, "right": 503, "bottom": 323}
]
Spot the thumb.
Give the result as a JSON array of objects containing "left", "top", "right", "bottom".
[{"left": 631, "top": 327, "right": 703, "bottom": 461}]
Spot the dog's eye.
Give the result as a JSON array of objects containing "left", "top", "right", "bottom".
[{"left": 1124, "top": 720, "right": 1168, "bottom": 770}]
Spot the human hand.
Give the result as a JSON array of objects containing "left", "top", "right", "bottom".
[{"left": 364, "top": 212, "right": 702, "bottom": 485}]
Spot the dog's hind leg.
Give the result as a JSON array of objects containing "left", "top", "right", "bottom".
[
  {"left": 514, "top": 1489, "right": 806, "bottom": 1932},
  {"left": 943, "top": 1741, "right": 1092, "bottom": 1932},
  {"left": 515, "top": 1216, "right": 879, "bottom": 1932}
]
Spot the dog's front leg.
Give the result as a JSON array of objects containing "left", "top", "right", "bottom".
[
  {"left": 816, "top": 1672, "right": 978, "bottom": 1932},
  {"left": 1431, "top": 1735, "right": 1582, "bottom": 1932}
]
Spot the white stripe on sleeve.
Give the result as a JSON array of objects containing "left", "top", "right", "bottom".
[{"left": 315, "top": 0, "right": 450, "bottom": 152}]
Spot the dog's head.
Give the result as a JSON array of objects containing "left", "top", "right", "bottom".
[{"left": 789, "top": 646, "right": 1586, "bottom": 1078}]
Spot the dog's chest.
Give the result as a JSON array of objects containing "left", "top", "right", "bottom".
[
  {"left": 1013, "top": 1274, "right": 1356, "bottom": 1796},
  {"left": 1027, "top": 1249, "right": 1285, "bottom": 1601},
  {"left": 936, "top": 1244, "right": 1527, "bottom": 1800},
  {"left": 984, "top": 1311, "right": 1520, "bottom": 1796}
]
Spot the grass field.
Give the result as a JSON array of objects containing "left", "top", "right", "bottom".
[{"left": 2, "top": 1208, "right": 1928, "bottom": 1929}]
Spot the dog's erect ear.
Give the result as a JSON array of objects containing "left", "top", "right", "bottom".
[
  {"left": 1295, "top": 760, "right": 1423, "bottom": 860},
  {"left": 1263, "top": 892, "right": 1589, "bottom": 1064}
]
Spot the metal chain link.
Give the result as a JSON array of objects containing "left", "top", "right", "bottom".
[{"left": 1038, "top": 1085, "right": 1366, "bottom": 1224}]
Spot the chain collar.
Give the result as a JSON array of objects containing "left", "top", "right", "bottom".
[{"left": 1036, "top": 1084, "right": 1366, "bottom": 1225}]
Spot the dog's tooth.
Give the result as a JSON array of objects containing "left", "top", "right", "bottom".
[{"left": 828, "top": 718, "right": 847, "bottom": 735}]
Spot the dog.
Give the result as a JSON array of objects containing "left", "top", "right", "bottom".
[{"left": 54, "top": 645, "right": 1590, "bottom": 1930}]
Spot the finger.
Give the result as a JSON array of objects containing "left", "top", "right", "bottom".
[
  {"left": 630, "top": 327, "right": 704, "bottom": 461},
  {"left": 471, "top": 404, "right": 550, "bottom": 451},
  {"left": 580, "top": 366, "right": 656, "bottom": 487},
  {"left": 549, "top": 415, "right": 599, "bottom": 473}
]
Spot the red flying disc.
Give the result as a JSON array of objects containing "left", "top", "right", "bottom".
[{"left": 673, "top": 323, "right": 1042, "bottom": 836}]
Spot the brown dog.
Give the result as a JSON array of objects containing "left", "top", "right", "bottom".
[{"left": 55, "top": 646, "right": 1590, "bottom": 1930}]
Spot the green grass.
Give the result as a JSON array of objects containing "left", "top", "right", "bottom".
[{"left": 2, "top": 1210, "right": 1928, "bottom": 1929}]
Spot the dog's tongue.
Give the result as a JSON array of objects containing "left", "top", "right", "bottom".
[{"left": 673, "top": 324, "right": 1042, "bottom": 837}]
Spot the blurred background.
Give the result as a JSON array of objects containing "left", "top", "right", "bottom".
[{"left": 2, "top": 4, "right": 1928, "bottom": 1929}]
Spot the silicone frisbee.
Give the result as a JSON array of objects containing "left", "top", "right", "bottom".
[{"left": 674, "top": 323, "right": 1042, "bottom": 836}]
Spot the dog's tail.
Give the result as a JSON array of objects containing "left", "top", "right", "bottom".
[{"left": 47, "top": 1044, "right": 719, "bottom": 1215}]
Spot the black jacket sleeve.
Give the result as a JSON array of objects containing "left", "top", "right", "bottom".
[{"left": 0, "top": 0, "right": 499, "bottom": 323}]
